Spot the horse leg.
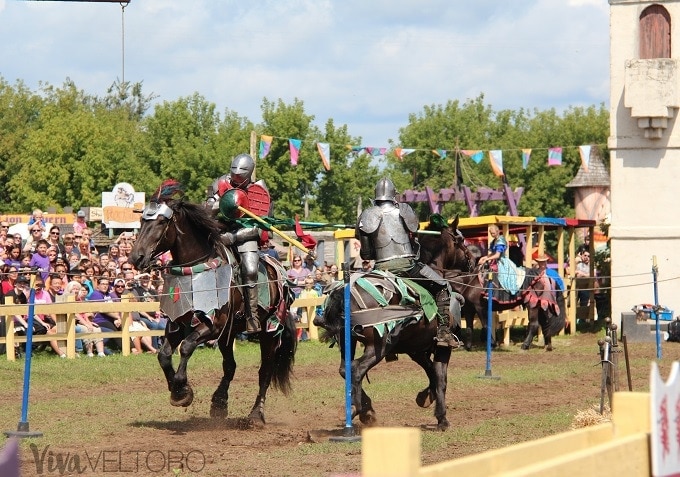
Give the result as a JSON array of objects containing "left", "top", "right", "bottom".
[
  {"left": 246, "top": 331, "right": 278, "bottom": 428},
  {"left": 521, "top": 309, "right": 539, "bottom": 350},
  {"left": 158, "top": 321, "right": 183, "bottom": 395},
  {"left": 411, "top": 347, "right": 451, "bottom": 431},
  {"left": 210, "top": 332, "right": 237, "bottom": 419},
  {"left": 339, "top": 340, "right": 378, "bottom": 426},
  {"left": 170, "top": 322, "right": 213, "bottom": 407}
]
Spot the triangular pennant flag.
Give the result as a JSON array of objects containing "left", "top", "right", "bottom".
[
  {"left": 316, "top": 142, "right": 331, "bottom": 171},
  {"left": 522, "top": 149, "right": 532, "bottom": 169},
  {"left": 295, "top": 215, "right": 317, "bottom": 250},
  {"left": 548, "top": 147, "right": 563, "bottom": 166},
  {"left": 351, "top": 146, "right": 364, "bottom": 153},
  {"left": 394, "top": 148, "right": 415, "bottom": 161},
  {"left": 578, "top": 145, "right": 591, "bottom": 172},
  {"left": 489, "top": 150, "right": 504, "bottom": 177},
  {"left": 432, "top": 149, "right": 447, "bottom": 159},
  {"left": 259, "top": 135, "right": 273, "bottom": 159},
  {"left": 462, "top": 150, "right": 484, "bottom": 164},
  {"left": 289, "top": 138, "right": 302, "bottom": 166},
  {"left": 378, "top": 147, "right": 386, "bottom": 156}
]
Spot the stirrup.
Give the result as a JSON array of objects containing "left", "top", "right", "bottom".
[{"left": 435, "top": 327, "right": 462, "bottom": 349}]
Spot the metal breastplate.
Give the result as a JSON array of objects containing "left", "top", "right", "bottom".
[{"left": 369, "top": 206, "right": 415, "bottom": 262}]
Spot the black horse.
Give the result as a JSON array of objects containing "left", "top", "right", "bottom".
[
  {"left": 314, "top": 271, "right": 453, "bottom": 431},
  {"left": 419, "top": 215, "right": 565, "bottom": 351},
  {"left": 129, "top": 180, "right": 297, "bottom": 427}
]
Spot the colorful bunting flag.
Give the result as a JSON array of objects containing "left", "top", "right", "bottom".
[
  {"left": 548, "top": 147, "right": 563, "bottom": 166},
  {"left": 394, "top": 148, "right": 415, "bottom": 161},
  {"left": 316, "top": 142, "right": 331, "bottom": 171},
  {"left": 522, "top": 149, "right": 532, "bottom": 169},
  {"left": 578, "top": 145, "right": 591, "bottom": 172},
  {"left": 462, "top": 150, "right": 484, "bottom": 164},
  {"left": 289, "top": 138, "right": 302, "bottom": 166},
  {"left": 351, "top": 146, "right": 364, "bottom": 154},
  {"left": 259, "top": 135, "right": 273, "bottom": 159},
  {"left": 432, "top": 149, "right": 447, "bottom": 159},
  {"left": 489, "top": 150, "right": 504, "bottom": 177}
]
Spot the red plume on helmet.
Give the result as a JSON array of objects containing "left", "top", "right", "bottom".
[{"left": 152, "top": 179, "right": 184, "bottom": 203}]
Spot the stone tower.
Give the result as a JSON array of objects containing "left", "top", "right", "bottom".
[{"left": 609, "top": 0, "right": 680, "bottom": 323}]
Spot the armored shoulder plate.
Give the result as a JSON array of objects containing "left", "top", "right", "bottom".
[
  {"left": 358, "top": 206, "right": 383, "bottom": 234},
  {"left": 398, "top": 203, "right": 419, "bottom": 232}
]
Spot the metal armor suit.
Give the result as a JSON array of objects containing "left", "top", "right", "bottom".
[
  {"left": 207, "top": 153, "right": 264, "bottom": 334},
  {"left": 356, "top": 178, "right": 461, "bottom": 347}
]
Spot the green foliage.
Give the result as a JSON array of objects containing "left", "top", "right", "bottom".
[{"left": 0, "top": 77, "right": 608, "bottom": 227}]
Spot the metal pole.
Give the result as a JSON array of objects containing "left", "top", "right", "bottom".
[
  {"left": 330, "top": 262, "right": 360, "bottom": 442},
  {"left": 5, "top": 274, "right": 43, "bottom": 438},
  {"left": 652, "top": 256, "right": 661, "bottom": 359},
  {"left": 478, "top": 271, "right": 500, "bottom": 380}
]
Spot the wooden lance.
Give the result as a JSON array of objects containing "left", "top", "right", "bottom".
[{"left": 237, "top": 205, "right": 315, "bottom": 258}]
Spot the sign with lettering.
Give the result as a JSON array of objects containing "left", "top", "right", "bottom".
[
  {"left": 101, "top": 183, "right": 144, "bottom": 229},
  {"left": 651, "top": 361, "right": 680, "bottom": 476}
]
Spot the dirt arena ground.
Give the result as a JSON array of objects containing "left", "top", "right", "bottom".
[{"left": 3, "top": 328, "right": 679, "bottom": 477}]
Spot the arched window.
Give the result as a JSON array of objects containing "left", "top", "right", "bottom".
[{"left": 640, "top": 4, "right": 671, "bottom": 59}]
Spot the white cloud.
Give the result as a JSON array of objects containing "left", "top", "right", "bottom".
[{"left": 0, "top": 1, "right": 609, "bottom": 147}]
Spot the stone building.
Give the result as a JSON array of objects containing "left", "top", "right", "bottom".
[{"left": 609, "top": 0, "right": 680, "bottom": 323}]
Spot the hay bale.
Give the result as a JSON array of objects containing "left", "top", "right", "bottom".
[{"left": 570, "top": 407, "right": 611, "bottom": 429}]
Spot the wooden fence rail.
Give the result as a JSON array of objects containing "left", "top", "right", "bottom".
[
  {"left": 0, "top": 295, "right": 329, "bottom": 361},
  {"left": 362, "top": 391, "right": 651, "bottom": 477}
]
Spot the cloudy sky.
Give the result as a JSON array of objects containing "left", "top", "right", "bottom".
[{"left": 0, "top": 0, "right": 609, "bottom": 148}]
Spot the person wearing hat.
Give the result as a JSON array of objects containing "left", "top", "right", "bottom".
[
  {"left": 536, "top": 254, "right": 565, "bottom": 294},
  {"left": 73, "top": 210, "right": 87, "bottom": 236}
]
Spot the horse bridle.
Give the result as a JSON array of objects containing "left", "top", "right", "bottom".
[
  {"left": 441, "top": 227, "right": 475, "bottom": 272},
  {"left": 140, "top": 201, "right": 211, "bottom": 269}
]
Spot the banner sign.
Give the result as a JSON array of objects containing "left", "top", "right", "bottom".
[{"left": 101, "top": 183, "right": 144, "bottom": 229}]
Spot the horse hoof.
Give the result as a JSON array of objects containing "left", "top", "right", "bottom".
[
  {"left": 170, "top": 386, "right": 194, "bottom": 407},
  {"left": 210, "top": 405, "right": 228, "bottom": 419},
  {"left": 545, "top": 345, "right": 554, "bottom": 352},
  {"left": 520, "top": 344, "right": 530, "bottom": 351},
  {"left": 464, "top": 343, "right": 473, "bottom": 352},
  {"left": 437, "top": 419, "right": 450, "bottom": 432},
  {"left": 359, "top": 410, "right": 378, "bottom": 426},
  {"left": 248, "top": 413, "right": 266, "bottom": 428},
  {"left": 415, "top": 389, "right": 435, "bottom": 408}
]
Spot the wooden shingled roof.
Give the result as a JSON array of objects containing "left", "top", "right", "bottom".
[{"left": 566, "top": 145, "right": 610, "bottom": 188}]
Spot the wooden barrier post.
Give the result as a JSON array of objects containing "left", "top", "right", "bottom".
[{"left": 363, "top": 427, "right": 420, "bottom": 477}]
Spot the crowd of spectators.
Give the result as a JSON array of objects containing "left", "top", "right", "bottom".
[{"left": 0, "top": 215, "right": 166, "bottom": 358}]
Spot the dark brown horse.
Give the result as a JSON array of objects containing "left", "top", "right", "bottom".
[
  {"left": 418, "top": 215, "right": 565, "bottom": 351},
  {"left": 129, "top": 182, "right": 297, "bottom": 426}
]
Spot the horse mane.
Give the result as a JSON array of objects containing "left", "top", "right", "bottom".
[{"left": 170, "top": 200, "right": 223, "bottom": 244}]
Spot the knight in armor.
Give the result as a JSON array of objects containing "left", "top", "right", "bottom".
[
  {"left": 355, "top": 178, "right": 463, "bottom": 348},
  {"left": 206, "top": 153, "right": 270, "bottom": 334}
]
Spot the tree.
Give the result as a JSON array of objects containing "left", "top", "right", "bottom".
[
  {"left": 8, "top": 81, "right": 155, "bottom": 211},
  {"left": 142, "top": 93, "right": 252, "bottom": 202}
]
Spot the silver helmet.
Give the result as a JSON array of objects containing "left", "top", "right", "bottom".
[
  {"left": 230, "top": 153, "right": 255, "bottom": 186},
  {"left": 374, "top": 177, "right": 397, "bottom": 202}
]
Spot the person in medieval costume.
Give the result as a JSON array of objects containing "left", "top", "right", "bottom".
[
  {"left": 355, "top": 177, "right": 463, "bottom": 347},
  {"left": 206, "top": 153, "right": 271, "bottom": 334}
]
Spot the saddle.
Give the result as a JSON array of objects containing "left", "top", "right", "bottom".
[{"left": 329, "top": 270, "right": 438, "bottom": 337}]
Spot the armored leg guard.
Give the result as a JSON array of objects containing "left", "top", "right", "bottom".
[
  {"left": 434, "top": 290, "right": 460, "bottom": 348},
  {"left": 244, "top": 286, "right": 261, "bottom": 334}
]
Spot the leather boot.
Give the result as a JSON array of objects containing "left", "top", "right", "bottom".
[
  {"left": 244, "top": 286, "right": 261, "bottom": 334},
  {"left": 434, "top": 291, "right": 460, "bottom": 348}
]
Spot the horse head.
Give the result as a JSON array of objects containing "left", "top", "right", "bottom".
[
  {"left": 420, "top": 214, "right": 474, "bottom": 273},
  {"left": 130, "top": 180, "right": 222, "bottom": 271}
]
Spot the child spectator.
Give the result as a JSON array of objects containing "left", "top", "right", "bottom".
[{"left": 29, "top": 239, "right": 51, "bottom": 281}]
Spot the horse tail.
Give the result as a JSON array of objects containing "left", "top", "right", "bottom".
[
  {"left": 315, "top": 283, "right": 345, "bottom": 340},
  {"left": 545, "top": 290, "right": 567, "bottom": 337},
  {"left": 271, "top": 309, "right": 297, "bottom": 395}
]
